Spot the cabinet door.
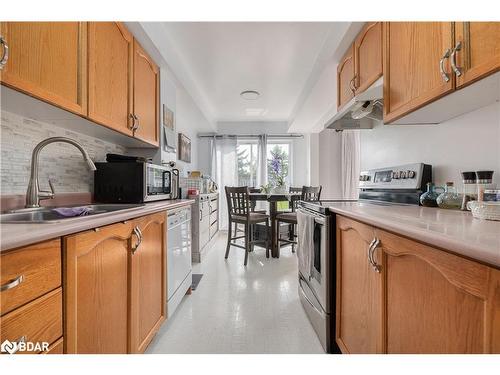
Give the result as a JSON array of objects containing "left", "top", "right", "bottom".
[
  {"left": 63, "top": 221, "right": 133, "bottom": 354},
  {"left": 378, "top": 229, "right": 500, "bottom": 353},
  {"left": 130, "top": 212, "right": 166, "bottom": 353},
  {"left": 337, "top": 44, "right": 355, "bottom": 109},
  {"left": 133, "top": 40, "right": 159, "bottom": 146},
  {"left": 336, "top": 216, "right": 384, "bottom": 354},
  {"left": 454, "top": 22, "right": 500, "bottom": 88},
  {"left": 0, "top": 22, "right": 87, "bottom": 115},
  {"left": 383, "top": 22, "right": 454, "bottom": 123},
  {"left": 354, "top": 22, "right": 382, "bottom": 94},
  {"left": 88, "top": 22, "right": 133, "bottom": 135}
]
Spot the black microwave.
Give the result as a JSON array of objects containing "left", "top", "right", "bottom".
[{"left": 94, "top": 162, "right": 179, "bottom": 203}]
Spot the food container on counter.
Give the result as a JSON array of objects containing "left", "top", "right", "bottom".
[
  {"left": 476, "top": 171, "right": 495, "bottom": 202},
  {"left": 467, "top": 201, "right": 500, "bottom": 221}
]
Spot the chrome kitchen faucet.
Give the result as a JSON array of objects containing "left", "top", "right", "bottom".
[{"left": 25, "top": 137, "right": 97, "bottom": 208}]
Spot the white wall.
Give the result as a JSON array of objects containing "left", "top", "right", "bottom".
[
  {"left": 360, "top": 102, "right": 500, "bottom": 186},
  {"left": 315, "top": 129, "right": 343, "bottom": 198}
]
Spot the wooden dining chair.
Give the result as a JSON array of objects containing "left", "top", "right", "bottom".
[
  {"left": 276, "top": 185, "right": 322, "bottom": 255},
  {"left": 233, "top": 187, "right": 266, "bottom": 237},
  {"left": 225, "top": 186, "right": 271, "bottom": 266}
]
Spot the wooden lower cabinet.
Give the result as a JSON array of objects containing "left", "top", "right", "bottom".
[
  {"left": 0, "top": 288, "right": 63, "bottom": 354},
  {"left": 63, "top": 212, "right": 167, "bottom": 354},
  {"left": 378, "top": 229, "right": 500, "bottom": 354},
  {"left": 336, "top": 216, "right": 384, "bottom": 354},
  {"left": 129, "top": 212, "right": 167, "bottom": 353},
  {"left": 336, "top": 215, "right": 500, "bottom": 354},
  {"left": 64, "top": 221, "right": 133, "bottom": 354}
]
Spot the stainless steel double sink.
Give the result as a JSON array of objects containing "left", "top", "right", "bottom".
[{"left": 0, "top": 204, "right": 145, "bottom": 224}]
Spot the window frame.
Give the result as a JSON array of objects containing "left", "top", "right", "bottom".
[{"left": 266, "top": 139, "right": 294, "bottom": 187}]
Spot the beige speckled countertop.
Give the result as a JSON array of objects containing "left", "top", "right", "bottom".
[
  {"left": 328, "top": 202, "right": 500, "bottom": 269},
  {"left": 0, "top": 199, "right": 194, "bottom": 252}
]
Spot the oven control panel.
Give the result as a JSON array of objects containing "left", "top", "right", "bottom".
[{"left": 359, "top": 163, "right": 431, "bottom": 190}]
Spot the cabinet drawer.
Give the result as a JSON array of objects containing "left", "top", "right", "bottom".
[
  {"left": 1, "top": 239, "right": 61, "bottom": 315},
  {"left": 0, "top": 288, "right": 63, "bottom": 354},
  {"left": 210, "top": 210, "right": 218, "bottom": 225},
  {"left": 43, "top": 337, "right": 64, "bottom": 354}
]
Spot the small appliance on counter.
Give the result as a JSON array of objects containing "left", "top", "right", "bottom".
[{"left": 94, "top": 155, "right": 180, "bottom": 203}]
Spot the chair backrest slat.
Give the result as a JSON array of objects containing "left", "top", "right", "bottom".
[
  {"left": 301, "top": 185, "right": 322, "bottom": 202},
  {"left": 225, "top": 186, "right": 251, "bottom": 218}
]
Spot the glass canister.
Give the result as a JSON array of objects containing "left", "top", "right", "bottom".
[
  {"left": 437, "top": 182, "right": 462, "bottom": 210},
  {"left": 420, "top": 183, "right": 445, "bottom": 207},
  {"left": 461, "top": 171, "right": 477, "bottom": 210},
  {"left": 476, "top": 171, "right": 495, "bottom": 202}
]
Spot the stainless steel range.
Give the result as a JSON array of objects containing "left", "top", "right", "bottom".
[{"left": 297, "top": 163, "right": 432, "bottom": 353}]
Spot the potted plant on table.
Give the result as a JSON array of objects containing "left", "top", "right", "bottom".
[{"left": 267, "top": 146, "right": 289, "bottom": 194}]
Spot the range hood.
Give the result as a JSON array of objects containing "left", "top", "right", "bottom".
[{"left": 326, "top": 77, "right": 383, "bottom": 131}]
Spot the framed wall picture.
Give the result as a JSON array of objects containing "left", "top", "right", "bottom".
[
  {"left": 178, "top": 133, "right": 192, "bottom": 163},
  {"left": 163, "top": 104, "right": 175, "bottom": 131}
]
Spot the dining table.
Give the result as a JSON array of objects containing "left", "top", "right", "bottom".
[{"left": 249, "top": 192, "right": 302, "bottom": 258}]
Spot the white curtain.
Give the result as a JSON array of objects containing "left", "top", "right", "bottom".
[
  {"left": 211, "top": 137, "right": 237, "bottom": 230},
  {"left": 256, "top": 134, "right": 268, "bottom": 187},
  {"left": 341, "top": 130, "right": 361, "bottom": 199}
]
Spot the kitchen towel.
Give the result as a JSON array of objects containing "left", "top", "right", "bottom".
[{"left": 297, "top": 209, "right": 314, "bottom": 278}]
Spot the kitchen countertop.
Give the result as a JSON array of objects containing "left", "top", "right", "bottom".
[
  {"left": 328, "top": 202, "right": 500, "bottom": 269},
  {"left": 0, "top": 199, "right": 194, "bottom": 252}
]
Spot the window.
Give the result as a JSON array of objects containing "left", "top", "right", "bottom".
[
  {"left": 236, "top": 140, "right": 258, "bottom": 187},
  {"left": 267, "top": 142, "right": 292, "bottom": 187}
]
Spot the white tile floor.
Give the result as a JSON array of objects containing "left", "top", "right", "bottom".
[{"left": 146, "top": 232, "right": 324, "bottom": 354}]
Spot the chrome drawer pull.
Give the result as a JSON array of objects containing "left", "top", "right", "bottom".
[
  {"left": 369, "top": 238, "right": 381, "bottom": 273},
  {"left": 450, "top": 41, "right": 463, "bottom": 77},
  {"left": 1, "top": 275, "right": 24, "bottom": 292},
  {"left": 131, "top": 226, "right": 142, "bottom": 253},
  {"left": 439, "top": 49, "right": 451, "bottom": 82},
  {"left": 0, "top": 36, "right": 9, "bottom": 70}
]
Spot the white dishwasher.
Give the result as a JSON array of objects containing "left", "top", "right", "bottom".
[{"left": 167, "top": 206, "right": 192, "bottom": 318}]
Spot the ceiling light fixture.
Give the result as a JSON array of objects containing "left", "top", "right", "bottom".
[{"left": 240, "top": 90, "right": 260, "bottom": 100}]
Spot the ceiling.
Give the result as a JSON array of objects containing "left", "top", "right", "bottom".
[{"left": 159, "top": 22, "right": 337, "bottom": 123}]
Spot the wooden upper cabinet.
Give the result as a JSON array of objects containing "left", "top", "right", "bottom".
[
  {"left": 133, "top": 40, "right": 159, "bottom": 147},
  {"left": 354, "top": 22, "right": 382, "bottom": 94},
  {"left": 337, "top": 44, "right": 355, "bottom": 110},
  {"left": 378, "top": 228, "right": 500, "bottom": 354},
  {"left": 64, "top": 221, "right": 133, "bottom": 354},
  {"left": 336, "top": 216, "right": 384, "bottom": 354},
  {"left": 88, "top": 22, "right": 133, "bottom": 136},
  {"left": 130, "top": 212, "right": 167, "bottom": 353},
  {"left": 454, "top": 22, "right": 500, "bottom": 88},
  {"left": 0, "top": 22, "right": 87, "bottom": 115},
  {"left": 383, "top": 22, "right": 455, "bottom": 123}
]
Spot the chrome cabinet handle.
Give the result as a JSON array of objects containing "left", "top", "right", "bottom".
[
  {"left": 450, "top": 41, "right": 463, "bottom": 77},
  {"left": 349, "top": 75, "right": 357, "bottom": 94},
  {"left": 369, "top": 238, "right": 381, "bottom": 273},
  {"left": 128, "top": 113, "right": 136, "bottom": 131},
  {"left": 133, "top": 115, "right": 140, "bottom": 134},
  {"left": 1, "top": 275, "right": 24, "bottom": 292},
  {"left": 131, "top": 226, "right": 142, "bottom": 253},
  {"left": 0, "top": 35, "right": 9, "bottom": 70},
  {"left": 439, "top": 49, "right": 451, "bottom": 82},
  {"left": 367, "top": 238, "right": 376, "bottom": 267}
]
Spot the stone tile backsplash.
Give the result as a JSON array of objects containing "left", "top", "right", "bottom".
[{"left": 1, "top": 110, "right": 126, "bottom": 194}]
